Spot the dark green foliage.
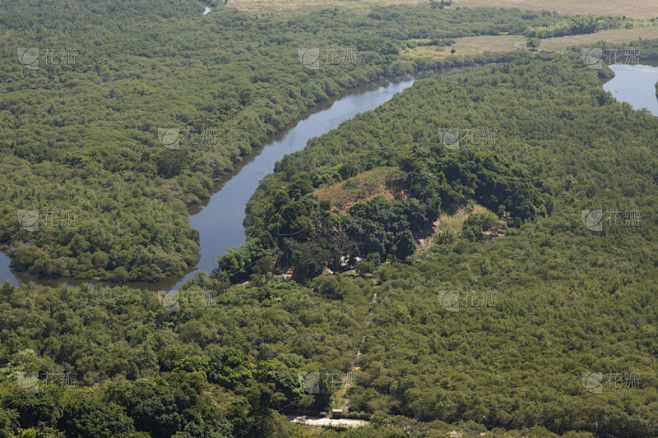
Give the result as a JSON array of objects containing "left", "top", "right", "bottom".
[
  {"left": 526, "top": 37, "right": 541, "bottom": 50},
  {"left": 209, "top": 349, "right": 253, "bottom": 390},
  {"left": 525, "top": 15, "right": 622, "bottom": 38},
  {"left": 105, "top": 379, "right": 191, "bottom": 437},
  {"left": 0, "top": 0, "right": 590, "bottom": 282},
  {"left": 0, "top": 387, "right": 61, "bottom": 430},
  {"left": 1, "top": 0, "right": 657, "bottom": 436},
  {"left": 460, "top": 212, "right": 502, "bottom": 242},
  {"left": 241, "top": 63, "right": 551, "bottom": 279},
  {"left": 0, "top": 275, "right": 375, "bottom": 436},
  {"left": 245, "top": 46, "right": 656, "bottom": 437},
  {"left": 355, "top": 253, "right": 382, "bottom": 276},
  {"left": 291, "top": 242, "right": 332, "bottom": 281},
  {"left": 58, "top": 398, "right": 136, "bottom": 438},
  {"left": 0, "top": 408, "right": 17, "bottom": 438}
]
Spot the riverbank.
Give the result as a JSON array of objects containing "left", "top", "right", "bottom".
[{"left": 0, "top": 50, "right": 534, "bottom": 290}]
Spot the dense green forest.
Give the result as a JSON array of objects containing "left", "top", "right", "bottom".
[
  {"left": 1, "top": 0, "right": 658, "bottom": 436},
  {"left": 0, "top": 0, "right": 599, "bottom": 282},
  {"left": 525, "top": 15, "right": 624, "bottom": 39},
  {"left": 1, "top": 36, "right": 657, "bottom": 436}
]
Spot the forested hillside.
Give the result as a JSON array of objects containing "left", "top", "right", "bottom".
[
  {"left": 2, "top": 0, "right": 658, "bottom": 435},
  {"left": 1, "top": 36, "right": 656, "bottom": 437},
  {"left": 0, "top": 0, "right": 600, "bottom": 282},
  {"left": 222, "top": 46, "right": 658, "bottom": 435}
]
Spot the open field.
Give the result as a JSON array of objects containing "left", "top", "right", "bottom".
[
  {"left": 453, "top": 0, "right": 658, "bottom": 20},
  {"left": 403, "top": 35, "right": 526, "bottom": 59},
  {"left": 227, "top": 0, "right": 658, "bottom": 19},
  {"left": 224, "top": 0, "right": 384, "bottom": 14},
  {"left": 402, "top": 26, "right": 658, "bottom": 59},
  {"left": 539, "top": 26, "right": 658, "bottom": 50}
]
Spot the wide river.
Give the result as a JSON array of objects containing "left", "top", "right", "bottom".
[
  {"left": 173, "top": 78, "right": 417, "bottom": 290},
  {"left": 1, "top": 63, "right": 656, "bottom": 290},
  {"left": 0, "top": 78, "right": 417, "bottom": 290}
]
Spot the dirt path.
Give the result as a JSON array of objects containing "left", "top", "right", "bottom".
[
  {"left": 352, "top": 291, "right": 377, "bottom": 371},
  {"left": 336, "top": 290, "right": 379, "bottom": 413}
]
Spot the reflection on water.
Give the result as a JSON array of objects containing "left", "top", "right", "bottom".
[
  {"left": 4, "top": 62, "right": 656, "bottom": 292},
  {"left": 0, "top": 77, "right": 417, "bottom": 291},
  {"left": 0, "top": 253, "right": 18, "bottom": 286},
  {"left": 602, "top": 64, "right": 658, "bottom": 116},
  {"left": 173, "top": 78, "right": 416, "bottom": 291}
]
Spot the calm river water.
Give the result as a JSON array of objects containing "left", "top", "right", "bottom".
[
  {"left": 2, "top": 63, "right": 656, "bottom": 290},
  {"left": 0, "top": 78, "right": 416, "bottom": 290}
]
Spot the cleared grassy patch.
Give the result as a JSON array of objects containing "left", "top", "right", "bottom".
[
  {"left": 226, "top": 0, "right": 386, "bottom": 15},
  {"left": 453, "top": 0, "right": 658, "bottom": 20},
  {"left": 402, "top": 26, "right": 658, "bottom": 59},
  {"left": 417, "top": 203, "right": 503, "bottom": 250},
  {"left": 539, "top": 26, "right": 658, "bottom": 50},
  {"left": 403, "top": 34, "right": 527, "bottom": 59},
  {"left": 228, "top": 0, "right": 657, "bottom": 19},
  {"left": 314, "top": 167, "right": 407, "bottom": 215}
]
